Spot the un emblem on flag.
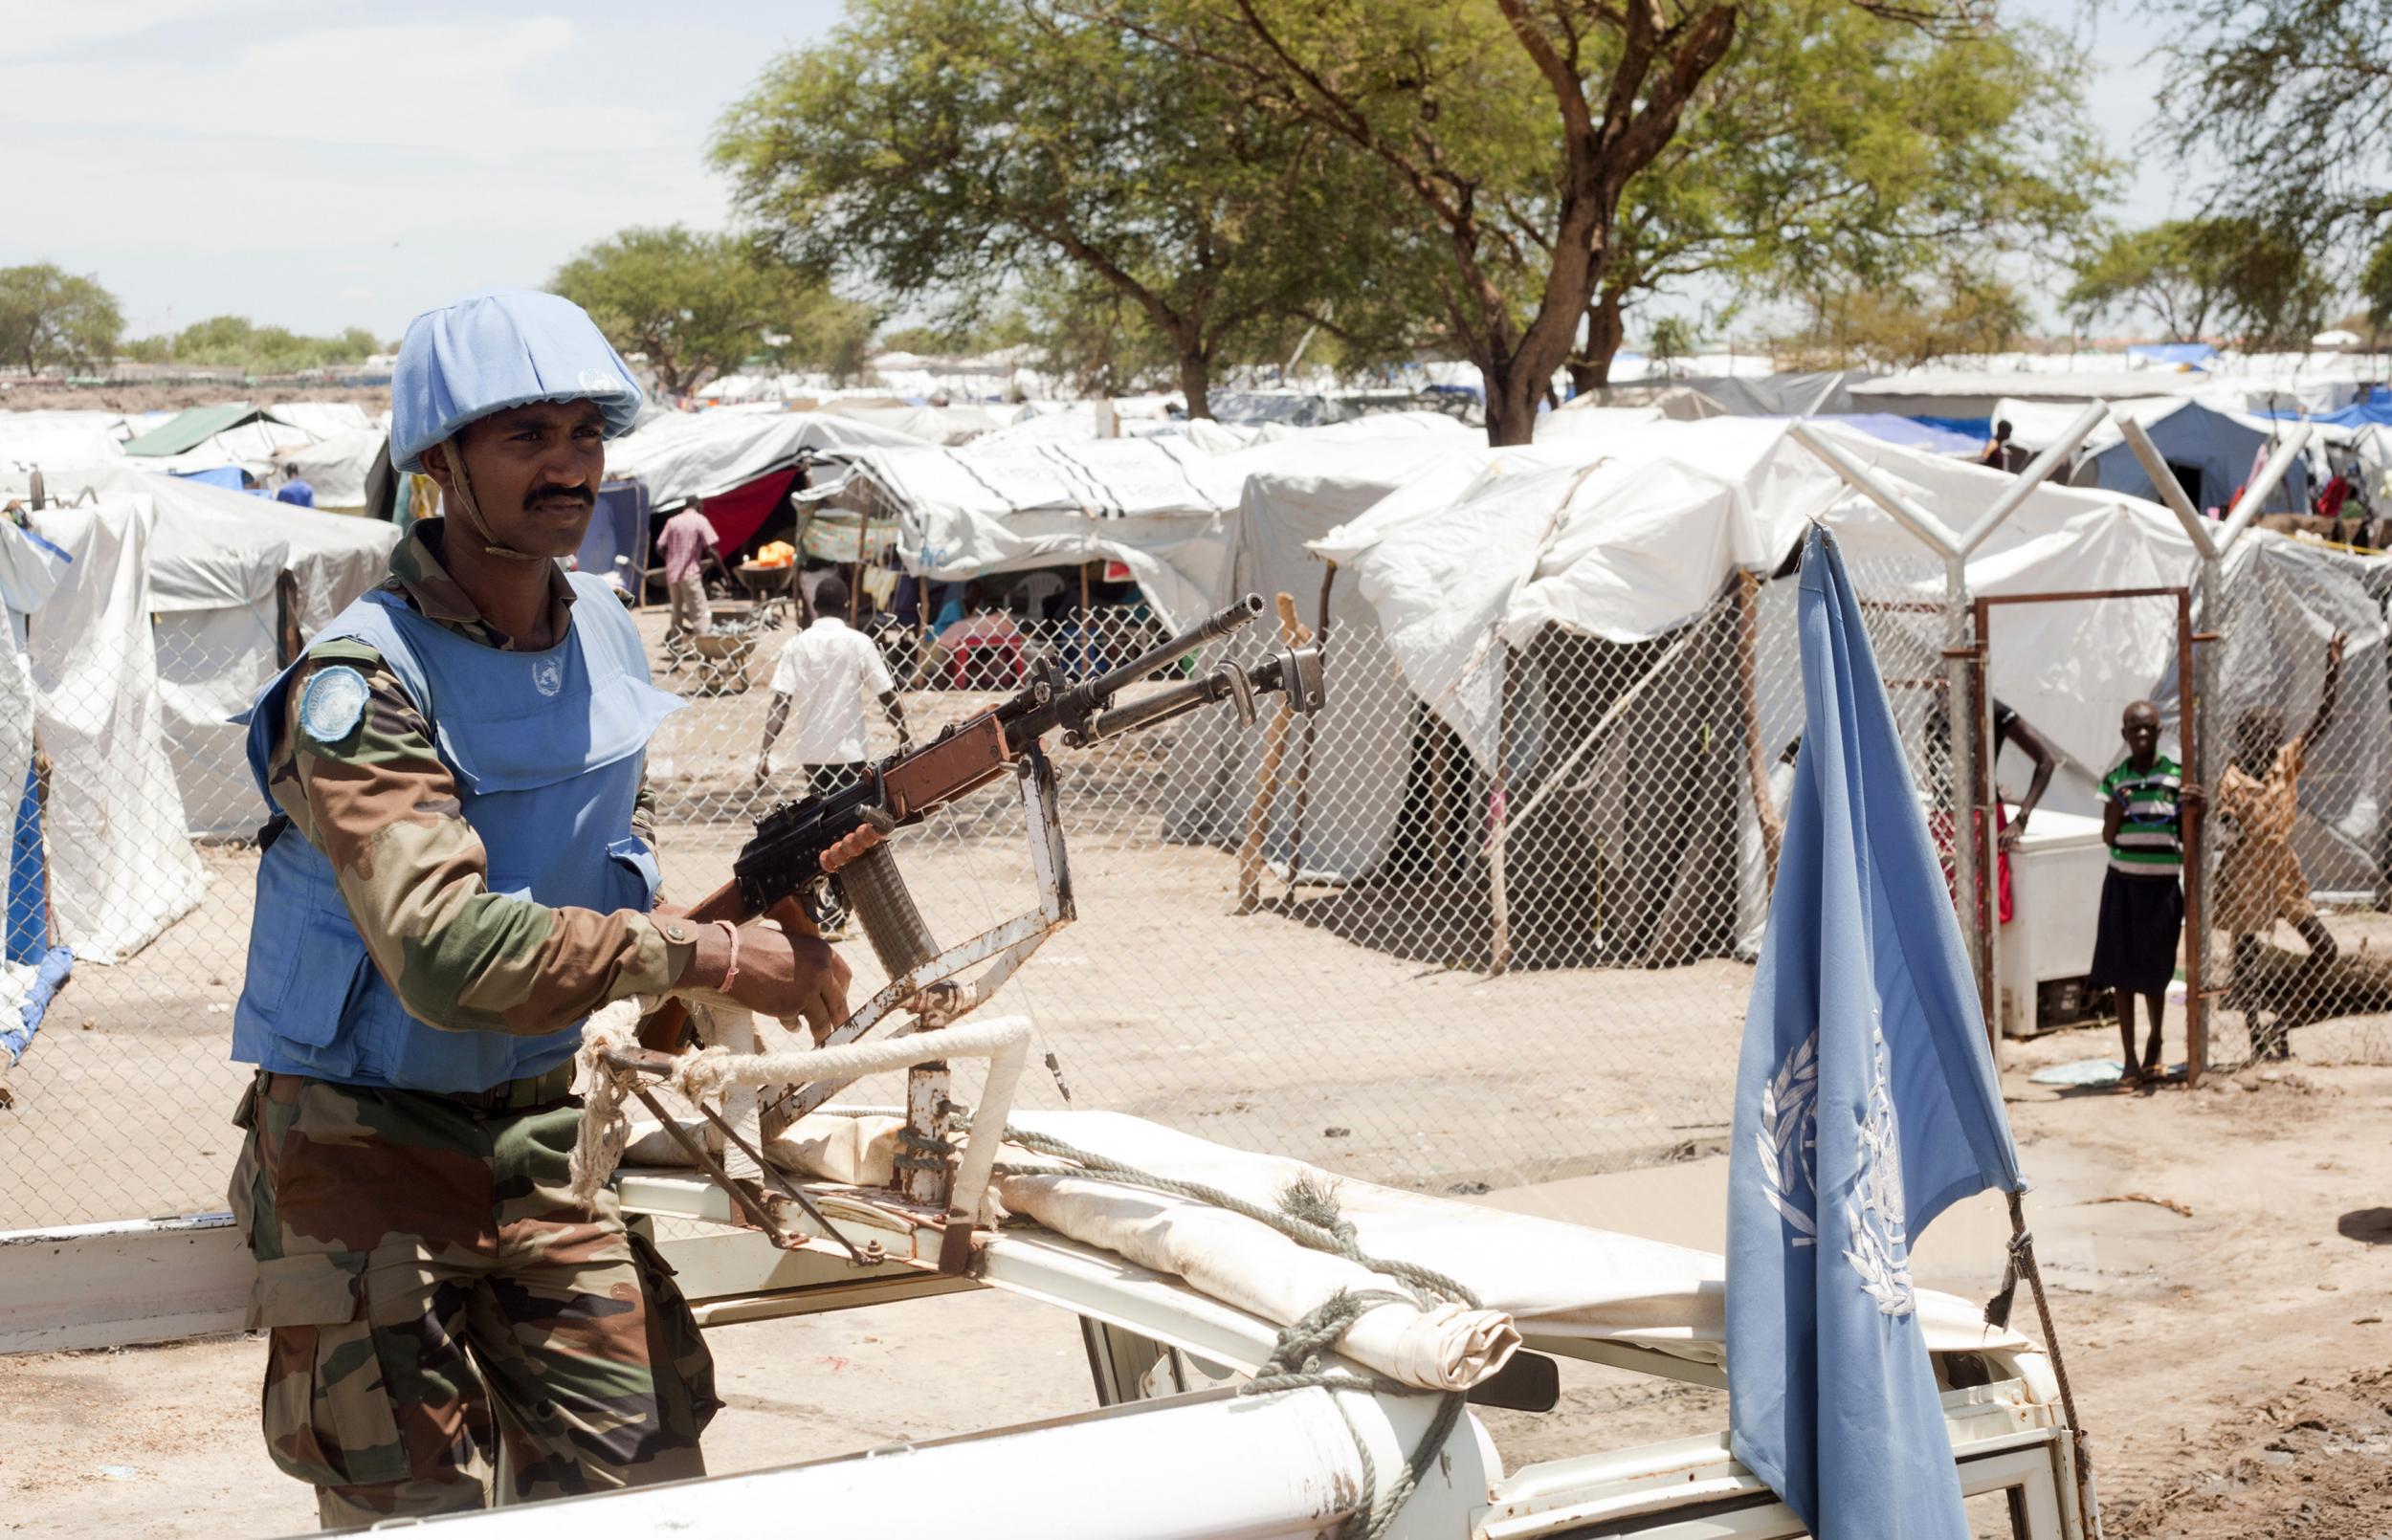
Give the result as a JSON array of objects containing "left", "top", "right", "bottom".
[
  {"left": 1844, "top": 1026, "right": 1916, "bottom": 1317},
  {"left": 1758, "top": 1032, "right": 1819, "bottom": 1247},
  {"left": 532, "top": 656, "right": 564, "bottom": 697}
]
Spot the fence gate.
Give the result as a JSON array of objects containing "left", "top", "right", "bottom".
[{"left": 1968, "top": 586, "right": 2206, "bottom": 1083}]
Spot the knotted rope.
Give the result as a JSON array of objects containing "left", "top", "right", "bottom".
[{"left": 566, "top": 1000, "right": 647, "bottom": 1206}]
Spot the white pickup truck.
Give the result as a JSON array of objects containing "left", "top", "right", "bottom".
[{"left": 1, "top": 1103, "right": 2088, "bottom": 1540}]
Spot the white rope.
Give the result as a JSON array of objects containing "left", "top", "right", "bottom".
[
  {"left": 566, "top": 1000, "right": 647, "bottom": 1206},
  {"left": 669, "top": 1015, "right": 1031, "bottom": 1101},
  {"left": 567, "top": 1014, "right": 1033, "bottom": 1226}
]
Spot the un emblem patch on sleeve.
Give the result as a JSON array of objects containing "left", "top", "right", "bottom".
[{"left": 298, "top": 665, "right": 372, "bottom": 747}]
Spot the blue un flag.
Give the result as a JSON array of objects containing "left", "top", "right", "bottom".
[{"left": 1727, "top": 525, "right": 2027, "bottom": 1538}]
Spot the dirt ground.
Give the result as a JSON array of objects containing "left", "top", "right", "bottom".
[{"left": 0, "top": 384, "right": 390, "bottom": 414}]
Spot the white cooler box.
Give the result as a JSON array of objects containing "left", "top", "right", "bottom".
[{"left": 1996, "top": 805, "right": 2114, "bottom": 1039}]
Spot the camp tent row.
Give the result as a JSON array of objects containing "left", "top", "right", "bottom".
[
  {"left": 1155, "top": 414, "right": 2382, "bottom": 969},
  {"left": 790, "top": 411, "right": 1482, "bottom": 629},
  {"left": 0, "top": 403, "right": 390, "bottom": 509}
]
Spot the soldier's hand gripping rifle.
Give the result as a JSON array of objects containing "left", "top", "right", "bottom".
[{"left": 634, "top": 593, "right": 1323, "bottom": 1073}]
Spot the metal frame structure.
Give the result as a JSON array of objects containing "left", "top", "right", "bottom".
[
  {"left": 1788, "top": 407, "right": 2312, "bottom": 1045},
  {"left": 1789, "top": 406, "right": 2111, "bottom": 1023}
]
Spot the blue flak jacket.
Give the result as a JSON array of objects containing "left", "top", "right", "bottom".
[
  {"left": 232, "top": 572, "right": 681, "bottom": 1093},
  {"left": 1727, "top": 525, "right": 2025, "bottom": 1540}
]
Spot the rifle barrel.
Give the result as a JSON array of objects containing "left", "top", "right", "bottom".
[
  {"left": 1076, "top": 649, "right": 1313, "bottom": 744},
  {"left": 1063, "top": 593, "right": 1263, "bottom": 711}
]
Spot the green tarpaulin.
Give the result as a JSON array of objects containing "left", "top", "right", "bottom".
[{"left": 121, "top": 403, "right": 260, "bottom": 457}]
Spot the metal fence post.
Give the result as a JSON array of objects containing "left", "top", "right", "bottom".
[{"left": 1945, "top": 552, "right": 1983, "bottom": 1015}]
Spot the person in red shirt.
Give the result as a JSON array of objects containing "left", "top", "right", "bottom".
[{"left": 657, "top": 498, "right": 729, "bottom": 646}]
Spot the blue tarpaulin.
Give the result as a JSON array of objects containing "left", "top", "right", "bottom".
[
  {"left": 1775, "top": 414, "right": 1981, "bottom": 455},
  {"left": 1911, "top": 413, "right": 1994, "bottom": 443},
  {"left": 2081, "top": 400, "right": 2309, "bottom": 511},
  {"left": 2259, "top": 397, "right": 2392, "bottom": 429},
  {"left": 575, "top": 479, "right": 651, "bottom": 590},
  {"left": 2126, "top": 341, "right": 2217, "bottom": 367},
  {"left": 1727, "top": 526, "right": 2027, "bottom": 1540},
  {"left": 4, "top": 944, "right": 72, "bottom": 1068},
  {"left": 169, "top": 465, "right": 250, "bottom": 493},
  {"left": 6, "top": 759, "right": 41, "bottom": 965}
]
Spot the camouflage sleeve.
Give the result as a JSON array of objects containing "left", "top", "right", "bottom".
[
  {"left": 271, "top": 640, "right": 696, "bottom": 1036},
  {"left": 633, "top": 769, "right": 658, "bottom": 847}
]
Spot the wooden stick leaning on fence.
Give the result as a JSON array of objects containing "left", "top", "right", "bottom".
[
  {"left": 1236, "top": 594, "right": 1314, "bottom": 914},
  {"left": 1738, "top": 571, "right": 1783, "bottom": 890}
]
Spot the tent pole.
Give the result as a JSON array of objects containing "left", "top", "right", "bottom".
[
  {"left": 2178, "top": 588, "right": 2208, "bottom": 1087},
  {"left": 1489, "top": 646, "right": 1512, "bottom": 978},
  {"left": 1279, "top": 561, "right": 1336, "bottom": 908},
  {"left": 1947, "top": 554, "right": 1986, "bottom": 1021},
  {"left": 851, "top": 490, "right": 870, "bottom": 624},
  {"left": 1738, "top": 571, "right": 1782, "bottom": 889},
  {"left": 1235, "top": 595, "right": 1310, "bottom": 914},
  {"left": 2117, "top": 417, "right": 2223, "bottom": 1083}
]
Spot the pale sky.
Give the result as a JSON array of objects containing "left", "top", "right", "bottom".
[{"left": 0, "top": 0, "right": 2180, "bottom": 345}]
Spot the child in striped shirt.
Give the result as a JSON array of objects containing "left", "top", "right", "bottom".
[{"left": 2091, "top": 700, "right": 2206, "bottom": 1088}]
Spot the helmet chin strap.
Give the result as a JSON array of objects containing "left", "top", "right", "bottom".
[{"left": 440, "top": 439, "right": 546, "bottom": 564}]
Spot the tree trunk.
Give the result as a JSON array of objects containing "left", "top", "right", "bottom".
[
  {"left": 1176, "top": 343, "right": 1213, "bottom": 420},
  {"left": 1483, "top": 362, "right": 1543, "bottom": 448},
  {"left": 1565, "top": 291, "right": 1628, "bottom": 399}
]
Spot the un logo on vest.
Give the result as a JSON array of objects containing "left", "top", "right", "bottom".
[{"left": 532, "top": 656, "right": 564, "bottom": 697}]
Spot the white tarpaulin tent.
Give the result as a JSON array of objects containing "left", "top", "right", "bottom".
[
  {"left": 835, "top": 412, "right": 1481, "bottom": 629},
  {"left": 3, "top": 466, "right": 398, "bottom": 836},
  {"left": 829, "top": 436, "right": 1241, "bottom": 627},
  {"left": 275, "top": 428, "right": 388, "bottom": 508},
  {"left": 603, "top": 409, "right": 932, "bottom": 510},
  {"left": 18, "top": 497, "right": 208, "bottom": 962},
  {"left": 1163, "top": 418, "right": 2226, "bottom": 960},
  {"left": 0, "top": 410, "right": 133, "bottom": 473}
]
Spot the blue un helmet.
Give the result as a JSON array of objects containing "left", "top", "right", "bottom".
[{"left": 388, "top": 289, "right": 644, "bottom": 473}]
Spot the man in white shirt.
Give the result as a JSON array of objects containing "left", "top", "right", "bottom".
[{"left": 757, "top": 575, "right": 911, "bottom": 800}]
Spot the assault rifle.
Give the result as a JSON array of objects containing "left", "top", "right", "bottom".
[{"left": 636, "top": 592, "right": 1323, "bottom": 1059}]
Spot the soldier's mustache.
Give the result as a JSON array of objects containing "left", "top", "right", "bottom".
[{"left": 524, "top": 484, "right": 594, "bottom": 509}]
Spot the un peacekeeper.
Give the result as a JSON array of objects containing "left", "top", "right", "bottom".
[{"left": 226, "top": 289, "right": 875, "bottom": 1527}]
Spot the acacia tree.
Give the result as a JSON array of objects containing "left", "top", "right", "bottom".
[
  {"left": 551, "top": 225, "right": 863, "bottom": 397},
  {"left": 2064, "top": 218, "right": 2333, "bottom": 345},
  {"left": 0, "top": 265, "right": 122, "bottom": 374},
  {"left": 2157, "top": 0, "right": 2392, "bottom": 245},
  {"left": 1077, "top": 0, "right": 1748, "bottom": 442},
  {"left": 1783, "top": 271, "right": 2029, "bottom": 368},
  {"left": 713, "top": 0, "right": 1407, "bottom": 418},
  {"left": 1566, "top": 5, "right": 2109, "bottom": 390}
]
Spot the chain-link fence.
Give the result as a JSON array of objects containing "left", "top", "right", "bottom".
[
  {"left": 4, "top": 530, "right": 2008, "bottom": 1228},
  {"left": 2200, "top": 539, "right": 2392, "bottom": 1072}
]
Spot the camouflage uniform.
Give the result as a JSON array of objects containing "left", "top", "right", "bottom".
[{"left": 232, "top": 519, "right": 716, "bottom": 1528}]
